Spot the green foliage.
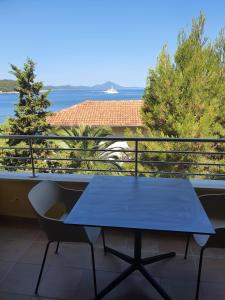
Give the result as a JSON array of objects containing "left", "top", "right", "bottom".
[
  {"left": 52, "top": 126, "right": 123, "bottom": 174},
  {"left": 139, "top": 13, "right": 225, "bottom": 178},
  {"left": 142, "top": 14, "right": 224, "bottom": 138},
  {"left": 2, "top": 59, "right": 58, "bottom": 173},
  {"left": 7, "top": 59, "right": 51, "bottom": 143}
]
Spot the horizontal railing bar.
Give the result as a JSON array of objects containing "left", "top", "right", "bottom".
[
  {"left": 2, "top": 157, "right": 224, "bottom": 167},
  {"left": 33, "top": 157, "right": 135, "bottom": 163},
  {"left": 1, "top": 134, "right": 225, "bottom": 143},
  {"left": 138, "top": 150, "right": 225, "bottom": 155},
  {"left": 0, "top": 165, "right": 224, "bottom": 177},
  {"left": 0, "top": 165, "right": 32, "bottom": 170},
  {"left": 139, "top": 160, "right": 225, "bottom": 167},
  {"left": 2, "top": 155, "right": 224, "bottom": 167},
  {"left": 1, "top": 146, "right": 224, "bottom": 156},
  {"left": 0, "top": 147, "right": 30, "bottom": 151},
  {"left": 31, "top": 147, "right": 134, "bottom": 153},
  {"left": 1, "top": 148, "right": 224, "bottom": 158},
  {"left": 27, "top": 157, "right": 225, "bottom": 167},
  {"left": 35, "top": 167, "right": 130, "bottom": 173},
  {"left": 0, "top": 156, "right": 31, "bottom": 160},
  {"left": 139, "top": 170, "right": 225, "bottom": 177},
  {"left": 1, "top": 157, "right": 223, "bottom": 167}
]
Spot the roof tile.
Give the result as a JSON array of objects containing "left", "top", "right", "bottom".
[{"left": 47, "top": 100, "right": 143, "bottom": 127}]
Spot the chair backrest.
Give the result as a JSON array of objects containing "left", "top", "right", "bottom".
[
  {"left": 28, "top": 180, "right": 63, "bottom": 217},
  {"left": 197, "top": 193, "right": 225, "bottom": 249},
  {"left": 207, "top": 228, "right": 225, "bottom": 248},
  {"left": 28, "top": 181, "right": 92, "bottom": 243},
  {"left": 199, "top": 193, "right": 225, "bottom": 227}
]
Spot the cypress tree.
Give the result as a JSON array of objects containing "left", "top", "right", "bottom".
[
  {"left": 4, "top": 59, "right": 56, "bottom": 173},
  {"left": 8, "top": 58, "right": 50, "bottom": 144}
]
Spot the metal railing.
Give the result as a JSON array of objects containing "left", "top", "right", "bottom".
[{"left": 0, "top": 134, "right": 225, "bottom": 179}]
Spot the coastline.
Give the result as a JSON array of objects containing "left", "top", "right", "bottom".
[
  {"left": 0, "top": 88, "right": 144, "bottom": 124},
  {"left": 0, "top": 91, "right": 19, "bottom": 94},
  {"left": 0, "top": 90, "right": 47, "bottom": 94}
]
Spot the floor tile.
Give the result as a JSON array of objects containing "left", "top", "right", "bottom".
[
  {"left": 141, "top": 231, "right": 160, "bottom": 253},
  {"left": 158, "top": 232, "right": 188, "bottom": 256},
  {"left": 154, "top": 254, "right": 197, "bottom": 281},
  {"left": 97, "top": 271, "right": 162, "bottom": 300},
  {"left": 200, "top": 281, "right": 225, "bottom": 300},
  {"left": 199, "top": 258, "right": 225, "bottom": 283},
  {"left": 102, "top": 229, "right": 129, "bottom": 251},
  {"left": 0, "top": 292, "right": 30, "bottom": 300},
  {"left": 161, "top": 278, "right": 196, "bottom": 300},
  {"left": 19, "top": 241, "right": 60, "bottom": 266},
  {"left": 0, "top": 263, "right": 41, "bottom": 295},
  {"left": 37, "top": 265, "right": 88, "bottom": 299},
  {"left": 0, "top": 222, "right": 40, "bottom": 241},
  {"left": 0, "top": 239, "right": 32, "bottom": 262},
  {"left": 0, "top": 260, "right": 15, "bottom": 282},
  {"left": 0, "top": 220, "right": 225, "bottom": 300}
]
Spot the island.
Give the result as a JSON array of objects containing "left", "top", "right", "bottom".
[{"left": 0, "top": 79, "right": 143, "bottom": 93}]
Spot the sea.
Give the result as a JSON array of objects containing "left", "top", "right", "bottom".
[{"left": 0, "top": 89, "right": 144, "bottom": 124}]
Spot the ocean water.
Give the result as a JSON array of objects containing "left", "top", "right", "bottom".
[{"left": 0, "top": 89, "right": 144, "bottom": 123}]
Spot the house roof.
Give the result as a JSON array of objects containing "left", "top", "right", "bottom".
[{"left": 47, "top": 100, "right": 143, "bottom": 127}]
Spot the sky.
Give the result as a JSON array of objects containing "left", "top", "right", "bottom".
[{"left": 0, "top": 0, "right": 224, "bottom": 87}]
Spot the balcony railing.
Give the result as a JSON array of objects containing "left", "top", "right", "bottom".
[{"left": 0, "top": 134, "right": 225, "bottom": 179}]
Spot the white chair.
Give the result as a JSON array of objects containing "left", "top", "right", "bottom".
[
  {"left": 28, "top": 180, "right": 106, "bottom": 297},
  {"left": 184, "top": 193, "right": 225, "bottom": 300}
]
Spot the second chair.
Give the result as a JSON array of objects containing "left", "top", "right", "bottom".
[{"left": 184, "top": 193, "right": 225, "bottom": 300}]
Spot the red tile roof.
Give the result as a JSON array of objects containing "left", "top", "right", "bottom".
[{"left": 47, "top": 100, "right": 143, "bottom": 127}]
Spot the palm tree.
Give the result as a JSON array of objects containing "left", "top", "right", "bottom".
[{"left": 51, "top": 126, "right": 126, "bottom": 174}]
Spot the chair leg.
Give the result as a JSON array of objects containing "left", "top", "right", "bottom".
[
  {"left": 102, "top": 228, "right": 107, "bottom": 255},
  {"left": 35, "top": 241, "right": 52, "bottom": 294},
  {"left": 195, "top": 247, "right": 205, "bottom": 300},
  {"left": 184, "top": 234, "right": 191, "bottom": 259},
  {"left": 90, "top": 243, "right": 97, "bottom": 297},
  {"left": 55, "top": 241, "right": 60, "bottom": 254}
]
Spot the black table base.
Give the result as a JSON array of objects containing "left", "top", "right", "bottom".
[{"left": 94, "top": 231, "right": 176, "bottom": 300}]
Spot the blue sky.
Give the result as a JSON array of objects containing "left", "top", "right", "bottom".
[{"left": 0, "top": 0, "right": 224, "bottom": 87}]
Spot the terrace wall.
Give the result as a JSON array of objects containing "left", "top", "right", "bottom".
[{"left": 0, "top": 174, "right": 224, "bottom": 219}]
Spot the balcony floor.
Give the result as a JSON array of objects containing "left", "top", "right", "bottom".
[{"left": 0, "top": 219, "right": 225, "bottom": 300}]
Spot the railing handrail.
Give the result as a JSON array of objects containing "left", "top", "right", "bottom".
[{"left": 0, "top": 134, "right": 225, "bottom": 143}]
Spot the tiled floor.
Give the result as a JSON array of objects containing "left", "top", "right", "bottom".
[{"left": 0, "top": 220, "right": 225, "bottom": 300}]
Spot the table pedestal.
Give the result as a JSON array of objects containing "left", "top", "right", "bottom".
[{"left": 94, "top": 230, "right": 176, "bottom": 300}]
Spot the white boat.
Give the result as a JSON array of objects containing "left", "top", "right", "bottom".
[{"left": 104, "top": 87, "right": 118, "bottom": 94}]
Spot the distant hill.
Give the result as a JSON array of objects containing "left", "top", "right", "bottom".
[
  {"left": 45, "top": 81, "right": 142, "bottom": 90},
  {"left": 0, "top": 80, "right": 17, "bottom": 92},
  {"left": 0, "top": 80, "right": 142, "bottom": 92},
  {"left": 44, "top": 84, "right": 90, "bottom": 90}
]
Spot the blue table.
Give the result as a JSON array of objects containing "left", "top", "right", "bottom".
[{"left": 65, "top": 175, "right": 214, "bottom": 299}]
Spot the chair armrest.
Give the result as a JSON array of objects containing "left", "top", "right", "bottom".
[{"left": 199, "top": 193, "right": 225, "bottom": 200}]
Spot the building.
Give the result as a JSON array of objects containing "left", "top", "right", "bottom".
[{"left": 47, "top": 100, "right": 143, "bottom": 136}]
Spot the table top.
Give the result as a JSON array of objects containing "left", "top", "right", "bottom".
[{"left": 65, "top": 175, "right": 214, "bottom": 235}]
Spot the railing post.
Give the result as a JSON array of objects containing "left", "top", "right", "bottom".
[
  {"left": 135, "top": 140, "right": 138, "bottom": 177},
  {"left": 28, "top": 138, "right": 36, "bottom": 178}
]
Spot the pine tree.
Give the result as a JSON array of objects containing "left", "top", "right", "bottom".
[
  {"left": 142, "top": 13, "right": 224, "bottom": 138},
  {"left": 137, "top": 13, "right": 225, "bottom": 178}
]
